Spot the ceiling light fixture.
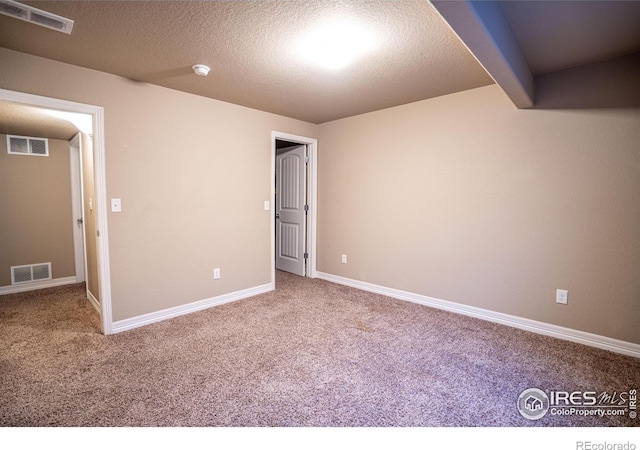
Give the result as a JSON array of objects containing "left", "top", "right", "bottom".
[
  {"left": 192, "top": 64, "right": 210, "bottom": 76},
  {"left": 300, "top": 20, "right": 374, "bottom": 70},
  {"left": 0, "top": 0, "right": 74, "bottom": 34}
]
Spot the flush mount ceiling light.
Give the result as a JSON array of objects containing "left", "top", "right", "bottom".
[
  {"left": 0, "top": 0, "right": 74, "bottom": 34},
  {"left": 299, "top": 20, "right": 374, "bottom": 70},
  {"left": 192, "top": 64, "right": 211, "bottom": 76}
]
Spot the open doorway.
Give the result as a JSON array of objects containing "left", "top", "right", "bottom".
[
  {"left": 0, "top": 88, "right": 113, "bottom": 334},
  {"left": 270, "top": 131, "right": 318, "bottom": 286},
  {"left": 275, "top": 142, "right": 307, "bottom": 276}
]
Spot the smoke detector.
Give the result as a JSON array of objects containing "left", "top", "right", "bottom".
[
  {"left": 192, "top": 64, "right": 210, "bottom": 77},
  {"left": 0, "top": 0, "right": 74, "bottom": 34}
]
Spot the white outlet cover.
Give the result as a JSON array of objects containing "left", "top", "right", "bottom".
[
  {"left": 556, "top": 289, "right": 568, "bottom": 304},
  {"left": 111, "top": 198, "right": 121, "bottom": 212}
]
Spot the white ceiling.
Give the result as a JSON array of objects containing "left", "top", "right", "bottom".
[{"left": 0, "top": 0, "right": 639, "bottom": 136}]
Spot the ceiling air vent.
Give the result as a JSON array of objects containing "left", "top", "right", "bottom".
[
  {"left": 0, "top": 0, "right": 27, "bottom": 19},
  {"left": 0, "top": 0, "right": 73, "bottom": 34}
]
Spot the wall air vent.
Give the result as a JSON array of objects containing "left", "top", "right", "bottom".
[
  {"left": 0, "top": 0, "right": 73, "bottom": 34},
  {"left": 7, "top": 135, "right": 49, "bottom": 156},
  {"left": 11, "top": 263, "right": 52, "bottom": 285}
]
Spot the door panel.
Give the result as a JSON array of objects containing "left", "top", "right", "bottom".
[
  {"left": 69, "top": 134, "right": 86, "bottom": 283},
  {"left": 276, "top": 145, "right": 306, "bottom": 276},
  {"left": 279, "top": 222, "right": 300, "bottom": 260},
  {"left": 80, "top": 132, "right": 100, "bottom": 302}
]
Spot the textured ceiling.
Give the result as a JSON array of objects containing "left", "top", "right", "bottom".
[
  {"left": 0, "top": 102, "right": 81, "bottom": 140},
  {"left": 0, "top": 0, "right": 494, "bottom": 124},
  {"left": 1, "top": 1, "right": 639, "bottom": 129}
]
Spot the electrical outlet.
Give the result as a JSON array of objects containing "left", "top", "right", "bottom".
[
  {"left": 213, "top": 268, "right": 221, "bottom": 280},
  {"left": 341, "top": 254, "right": 347, "bottom": 264},
  {"left": 111, "top": 198, "right": 122, "bottom": 213},
  {"left": 556, "top": 289, "right": 568, "bottom": 305}
]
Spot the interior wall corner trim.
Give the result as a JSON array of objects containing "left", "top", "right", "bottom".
[{"left": 315, "top": 272, "right": 640, "bottom": 359}]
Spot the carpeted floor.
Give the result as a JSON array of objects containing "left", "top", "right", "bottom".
[{"left": 0, "top": 271, "right": 638, "bottom": 427}]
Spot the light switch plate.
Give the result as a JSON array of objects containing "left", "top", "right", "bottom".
[
  {"left": 264, "top": 200, "right": 270, "bottom": 211},
  {"left": 111, "top": 198, "right": 122, "bottom": 213}
]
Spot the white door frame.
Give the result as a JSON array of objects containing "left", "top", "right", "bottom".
[
  {"left": 0, "top": 88, "right": 113, "bottom": 334},
  {"left": 271, "top": 131, "right": 318, "bottom": 287}
]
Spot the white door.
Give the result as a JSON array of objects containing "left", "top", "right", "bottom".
[
  {"left": 276, "top": 145, "right": 306, "bottom": 276},
  {"left": 69, "top": 133, "right": 86, "bottom": 283}
]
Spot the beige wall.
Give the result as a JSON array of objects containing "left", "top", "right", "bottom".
[
  {"left": 80, "top": 132, "right": 99, "bottom": 301},
  {"left": 318, "top": 81, "right": 640, "bottom": 344},
  {"left": 2, "top": 47, "right": 637, "bottom": 345},
  {"left": 0, "top": 134, "right": 75, "bottom": 286},
  {"left": 0, "top": 48, "right": 317, "bottom": 321}
]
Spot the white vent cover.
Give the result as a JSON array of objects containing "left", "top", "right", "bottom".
[
  {"left": 0, "top": 0, "right": 73, "bottom": 34},
  {"left": 7, "top": 135, "right": 49, "bottom": 156},
  {"left": 11, "top": 263, "right": 52, "bottom": 285}
]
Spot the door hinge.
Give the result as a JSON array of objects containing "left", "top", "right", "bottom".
[
  {"left": 304, "top": 252, "right": 309, "bottom": 259},
  {"left": 304, "top": 204, "right": 309, "bottom": 212},
  {"left": 304, "top": 156, "right": 309, "bottom": 164}
]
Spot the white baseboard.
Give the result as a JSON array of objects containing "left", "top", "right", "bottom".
[
  {"left": 0, "top": 276, "right": 78, "bottom": 296},
  {"left": 316, "top": 272, "right": 640, "bottom": 359},
  {"left": 112, "top": 283, "right": 274, "bottom": 334},
  {"left": 87, "top": 289, "right": 100, "bottom": 313}
]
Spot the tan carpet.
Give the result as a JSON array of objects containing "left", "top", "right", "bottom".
[{"left": 1, "top": 271, "right": 638, "bottom": 427}]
